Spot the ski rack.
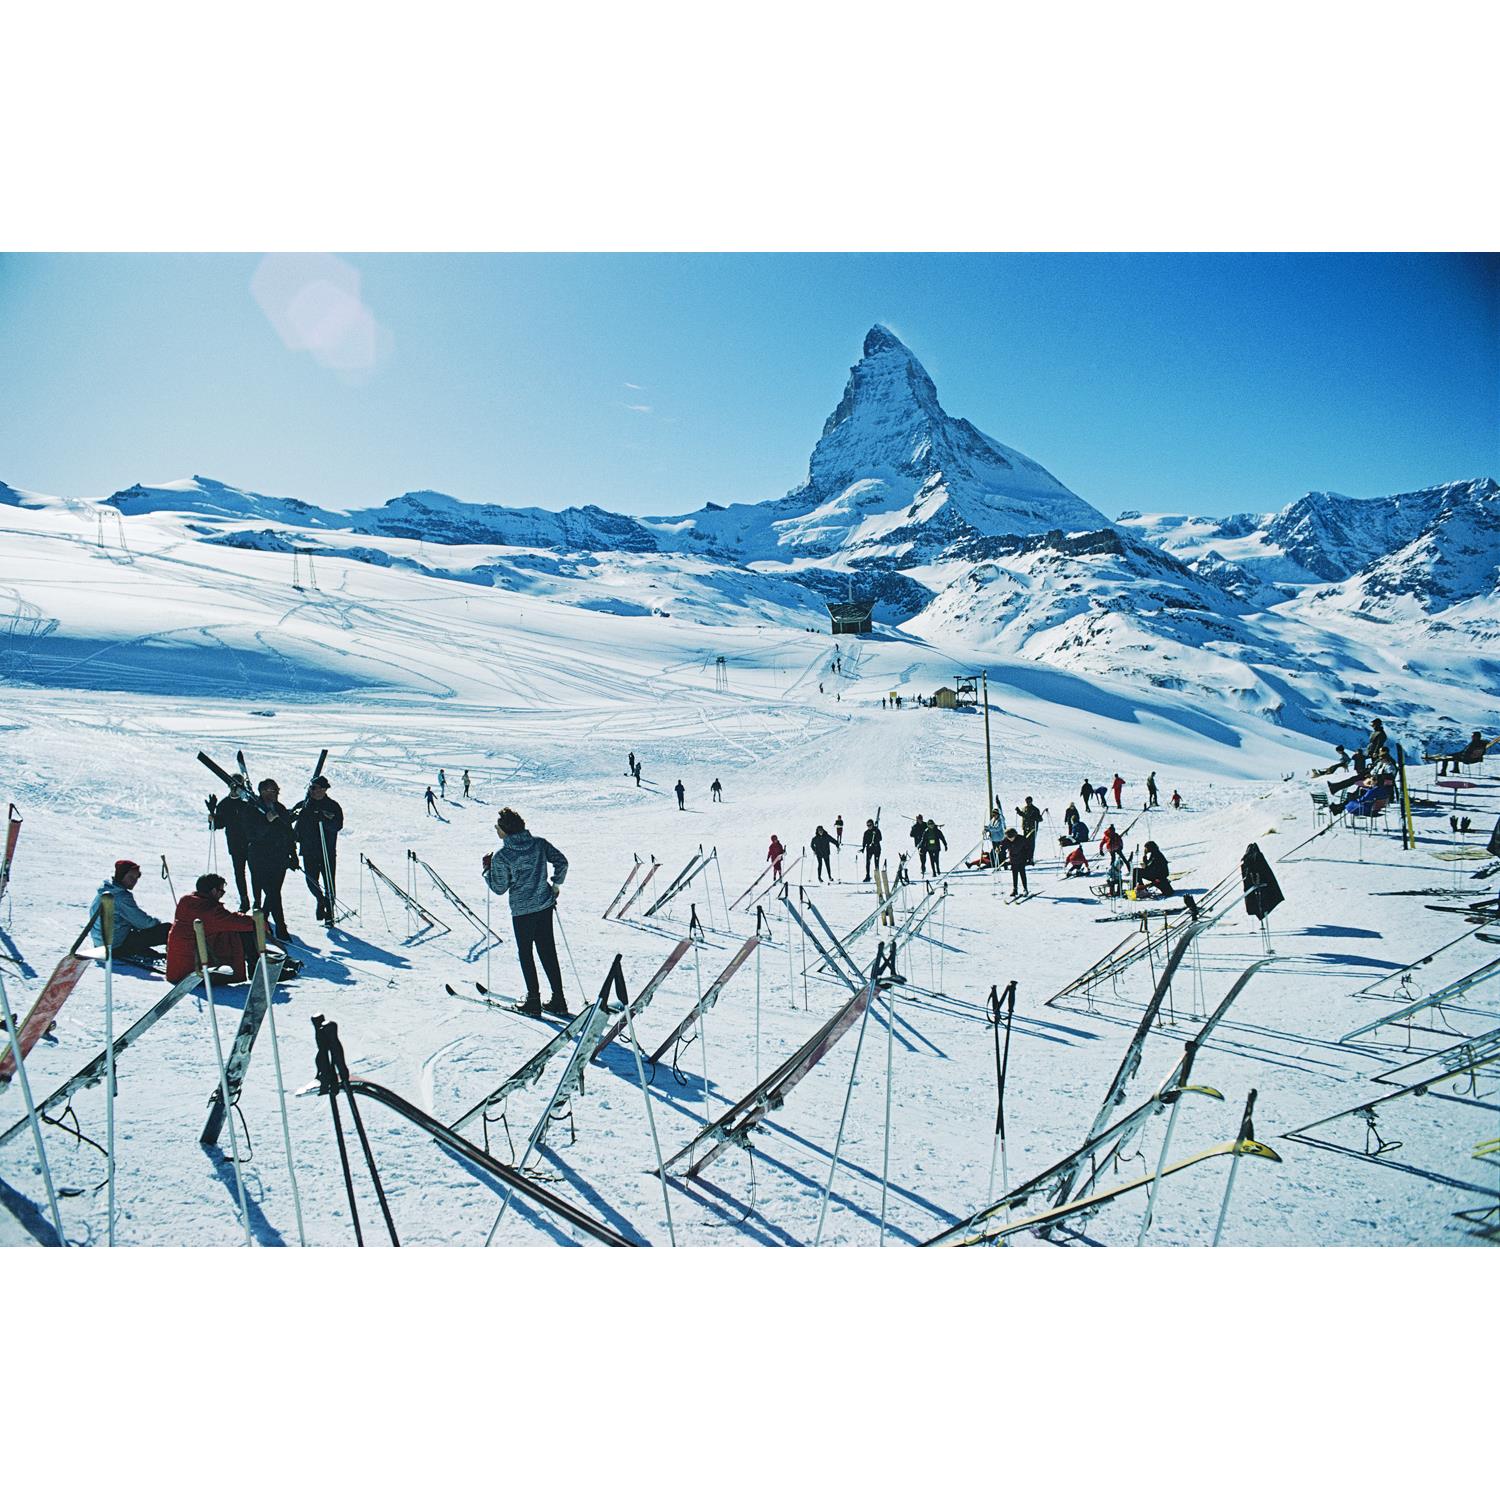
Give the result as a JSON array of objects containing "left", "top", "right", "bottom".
[
  {"left": 342, "top": 1076, "right": 638, "bottom": 1246},
  {"left": 820, "top": 878, "right": 903, "bottom": 966},
  {"left": 950, "top": 1130, "right": 1281, "bottom": 1247},
  {"left": 602, "top": 854, "right": 646, "bottom": 920},
  {"left": 0, "top": 914, "right": 97, "bottom": 1086},
  {"left": 529, "top": 956, "right": 629, "bottom": 1150},
  {"left": 450, "top": 1003, "right": 599, "bottom": 1133},
  {"left": 1353, "top": 923, "right": 1498, "bottom": 999},
  {"left": 1371, "top": 1025, "right": 1500, "bottom": 1086},
  {"left": 0, "top": 973, "right": 205, "bottom": 1146},
  {"left": 1046, "top": 882, "right": 1232, "bottom": 1006},
  {"left": 642, "top": 846, "right": 717, "bottom": 920},
  {"left": 360, "top": 854, "right": 452, "bottom": 937},
  {"left": 590, "top": 938, "right": 693, "bottom": 1058},
  {"left": 202, "top": 953, "right": 284, "bottom": 1147},
  {"left": 780, "top": 888, "right": 862, "bottom": 992},
  {"left": 1283, "top": 1042, "right": 1500, "bottom": 1158},
  {"left": 1049, "top": 919, "right": 1209, "bottom": 1208},
  {"left": 1339, "top": 955, "right": 1500, "bottom": 1045},
  {"left": 730, "top": 853, "right": 803, "bottom": 913},
  {"left": 406, "top": 850, "right": 504, "bottom": 947},
  {"left": 926, "top": 956, "right": 1273, "bottom": 1246},
  {"left": 660, "top": 944, "right": 889, "bottom": 1181},
  {"left": 0, "top": 803, "right": 20, "bottom": 906},
  {"left": 616, "top": 858, "right": 661, "bottom": 919},
  {"left": 647, "top": 934, "right": 762, "bottom": 1068}
]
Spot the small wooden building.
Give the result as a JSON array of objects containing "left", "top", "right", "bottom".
[
  {"left": 931, "top": 686, "right": 959, "bottom": 710},
  {"left": 827, "top": 601, "right": 873, "bottom": 636}
]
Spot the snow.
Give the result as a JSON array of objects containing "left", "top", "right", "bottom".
[{"left": 2, "top": 507, "right": 1496, "bottom": 1248}]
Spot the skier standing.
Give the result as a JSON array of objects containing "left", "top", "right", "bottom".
[
  {"left": 810, "top": 824, "right": 839, "bottom": 882},
  {"left": 910, "top": 813, "right": 929, "bottom": 874},
  {"left": 1001, "top": 828, "right": 1029, "bottom": 897},
  {"left": 89, "top": 860, "right": 170, "bottom": 967},
  {"left": 247, "top": 778, "right": 299, "bottom": 943},
  {"left": 425, "top": 786, "right": 439, "bottom": 816},
  {"left": 919, "top": 818, "right": 948, "bottom": 874},
  {"left": 675, "top": 779, "right": 686, "bottom": 810},
  {"left": 293, "top": 775, "right": 343, "bottom": 925},
  {"left": 1080, "top": 778, "right": 1095, "bottom": 813},
  {"left": 438, "top": 769, "right": 447, "bottom": 798},
  {"left": 861, "top": 818, "right": 883, "bottom": 881},
  {"left": 767, "top": 834, "right": 786, "bottom": 880},
  {"left": 462, "top": 770, "right": 471, "bottom": 798},
  {"left": 628, "top": 752, "right": 637, "bottom": 777},
  {"left": 633, "top": 760, "right": 643, "bottom": 787},
  {"left": 710, "top": 778, "right": 723, "bottom": 803},
  {"left": 1145, "top": 772, "right": 1159, "bottom": 808},
  {"left": 1111, "top": 773, "right": 1125, "bottom": 808},
  {"left": 482, "top": 807, "right": 570, "bottom": 1019},
  {"left": 209, "top": 775, "right": 257, "bottom": 911}
]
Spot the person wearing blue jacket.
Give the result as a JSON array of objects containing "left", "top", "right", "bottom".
[
  {"left": 89, "top": 859, "right": 170, "bottom": 965},
  {"left": 482, "top": 807, "right": 570, "bottom": 1018}
]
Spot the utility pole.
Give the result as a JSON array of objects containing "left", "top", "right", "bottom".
[{"left": 981, "top": 669, "right": 995, "bottom": 820}]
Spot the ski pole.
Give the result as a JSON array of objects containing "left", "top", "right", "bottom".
[
  {"left": 693, "top": 937, "right": 710, "bottom": 1135},
  {"left": 878, "top": 981, "right": 897, "bottom": 1246},
  {"left": 554, "top": 904, "right": 586, "bottom": 1007},
  {"left": 0, "top": 963, "right": 65, "bottom": 1245},
  {"left": 815, "top": 949, "right": 882, "bottom": 1246},
  {"left": 255, "top": 912, "right": 305, "bottom": 1246},
  {"left": 1137, "top": 1038, "right": 1199, "bottom": 1245},
  {"left": 328, "top": 1024, "right": 399, "bottom": 1246},
  {"left": 195, "top": 920, "right": 252, "bottom": 1246},
  {"left": 313, "top": 1014, "right": 363, "bottom": 1246},
  {"left": 619, "top": 969, "right": 676, "bottom": 1246},
  {"left": 1212, "top": 1089, "right": 1258, "bottom": 1247},
  {"left": 160, "top": 855, "right": 176, "bottom": 906},
  {"left": 485, "top": 880, "right": 493, "bottom": 993},
  {"left": 102, "top": 896, "right": 117, "bottom": 1246}
]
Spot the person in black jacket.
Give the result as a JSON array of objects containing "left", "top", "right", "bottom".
[
  {"left": 247, "top": 777, "right": 299, "bottom": 942},
  {"left": 919, "top": 818, "right": 948, "bottom": 874},
  {"left": 810, "top": 824, "right": 839, "bottom": 882},
  {"left": 209, "top": 775, "right": 258, "bottom": 911},
  {"left": 910, "top": 814, "right": 929, "bottom": 873},
  {"left": 862, "top": 818, "right": 883, "bottom": 881},
  {"left": 1001, "top": 827, "right": 1029, "bottom": 897},
  {"left": 1135, "top": 840, "right": 1173, "bottom": 897},
  {"left": 294, "top": 775, "right": 344, "bottom": 924}
]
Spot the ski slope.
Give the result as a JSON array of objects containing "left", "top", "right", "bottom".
[{"left": 1, "top": 512, "right": 1496, "bottom": 1248}]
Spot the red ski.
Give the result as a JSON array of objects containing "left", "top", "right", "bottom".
[
  {"left": 0, "top": 916, "right": 96, "bottom": 1087},
  {"left": 0, "top": 804, "right": 20, "bottom": 905}
]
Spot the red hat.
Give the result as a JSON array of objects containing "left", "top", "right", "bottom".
[{"left": 114, "top": 859, "right": 141, "bottom": 880}]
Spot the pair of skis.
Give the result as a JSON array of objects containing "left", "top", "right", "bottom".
[
  {"left": 642, "top": 846, "right": 716, "bottom": 920},
  {"left": 0, "top": 915, "right": 96, "bottom": 1087},
  {"left": 0, "top": 804, "right": 20, "bottom": 907}
]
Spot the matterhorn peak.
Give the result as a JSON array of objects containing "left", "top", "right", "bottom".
[{"left": 861, "top": 324, "right": 911, "bottom": 358}]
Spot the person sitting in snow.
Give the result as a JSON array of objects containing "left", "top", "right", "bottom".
[
  {"left": 1063, "top": 845, "right": 1091, "bottom": 877},
  {"left": 165, "top": 873, "right": 300, "bottom": 984},
  {"left": 89, "top": 860, "right": 170, "bottom": 967}
]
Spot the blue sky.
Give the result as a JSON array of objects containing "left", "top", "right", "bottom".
[{"left": 1, "top": 253, "right": 1493, "bottom": 518}]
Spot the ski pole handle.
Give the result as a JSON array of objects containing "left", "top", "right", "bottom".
[
  {"left": 253, "top": 910, "right": 267, "bottom": 954},
  {"left": 100, "top": 893, "right": 115, "bottom": 948},
  {"left": 193, "top": 918, "right": 210, "bottom": 972}
]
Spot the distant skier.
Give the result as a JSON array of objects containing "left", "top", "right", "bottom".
[
  {"left": 1171, "top": 789, "right": 1183, "bottom": 810},
  {"left": 463, "top": 770, "right": 472, "bottom": 798},
  {"left": 633, "top": 760, "right": 643, "bottom": 787},
  {"left": 438, "top": 769, "right": 447, "bottom": 798},
  {"left": 1099, "top": 823, "right": 1124, "bottom": 861},
  {"left": 209, "top": 775, "right": 257, "bottom": 911},
  {"left": 1111, "top": 773, "right": 1125, "bottom": 809},
  {"left": 987, "top": 811, "right": 1005, "bottom": 866},
  {"left": 1080, "top": 778, "right": 1095, "bottom": 812},
  {"left": 910, "top": 813, "right": 928, "bottom": 872},
  {"left": 861, "top": 818, "right": 883, "bottom": 881},
  {"left": 483, "top": 807, "right": 570, "bottom": 1018},
  {"left": 89, "top": 859, "right": 170, "bottom": 967},
  {"left": 811, "top": 824, "right": 840, "bottom": 882},
  {"left": 1063, "top": 800, "right": 1080, "bottom": 828},
  {"left": 628, "top": 752, "right": 637, "bottom": 777},
  {"left": 710, "top": 777, "right": 723, "bottom": 803},
  {"left": 675, "top": 779, "right": 686, "bottom": 810},
  {"left": 834, "top": 815, "right": 845, "bottom": 845},
  {"left": 247, "top": 778, "right": 299, "bottom": 943},
  {"left": 294, "top": 775, "right": 343, "bottom": 925},
  {"left": 1064, "top": 812, "right": 1089, "bottom": 844},
  {"left": 425, "top": 786, "right": 439, "bottom": 816},
  {"left": 1146, "top": 772, "right": 1159, "bottom": 808},
  {"left": 1015, "top": 797, "right": 1043, "bottom": 840},
  {"left": 767, "top": 834, "right": 786, "bottom": 880},
  {"left": 919, "top": 818, "right": 948, "bottom": 874}
]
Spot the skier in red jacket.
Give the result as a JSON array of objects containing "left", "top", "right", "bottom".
[
  {"left": 1111, "top": 773, "right": 1125, "bottom": 808},
  {"left": 767, "top": 835, "right": 786, "bottom": 879}
]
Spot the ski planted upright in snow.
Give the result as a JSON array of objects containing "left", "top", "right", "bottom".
[{"left": 0, "top": 916, "right": 97, "bottom": 1087}]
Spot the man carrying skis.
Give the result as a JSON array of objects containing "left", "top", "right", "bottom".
[
  {"left": 209, "top": 775, "right": 257, "bottom": 911},
  {"left": 89, "top": 859, "right": 170, "bottom": 967},
  {"left": 247, "top": 778, "right": 299, "bottom": 944},
  {"left": 862, "top": 818, "right": 883, "bottom": 881},
  {"left": 294, "top": 775, "right": 344, "bottom": 925},
  {"left": 919, "top": 817, "right": 948, "bottom": 874},
  {"left": 482, "top": 807, "right": 570, "bottom": 1019}
]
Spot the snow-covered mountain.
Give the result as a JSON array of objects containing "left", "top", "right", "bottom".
[{"left": 3, "top": 329, "right": 1495, "bottom": 742}]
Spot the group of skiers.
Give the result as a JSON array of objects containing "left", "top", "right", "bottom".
[
  {"left": 1076, "top": 771, "right": 1180, "bottom": 813},
  {"left": 425, "top": 769, "right": 472, "bottom": 815},
  {"left": 625, "top": 753, "right": 723, "bottom": 808}
]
